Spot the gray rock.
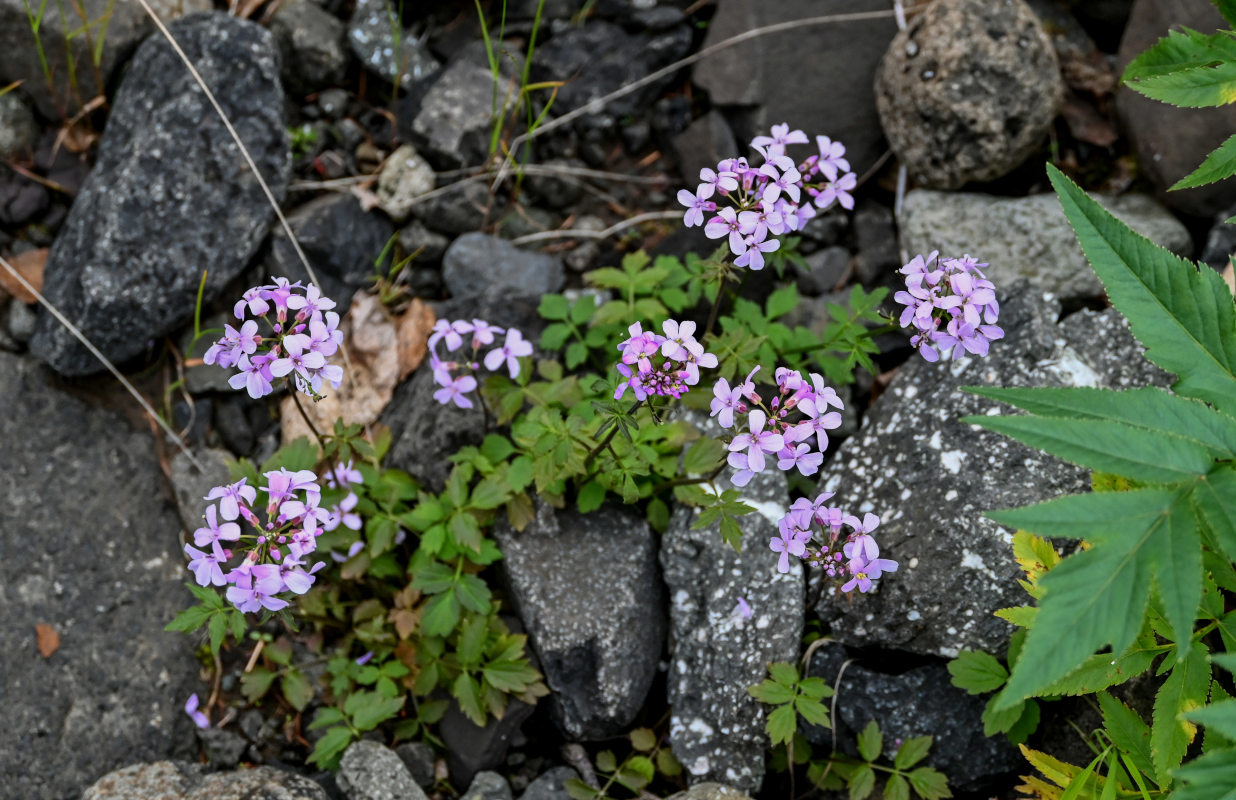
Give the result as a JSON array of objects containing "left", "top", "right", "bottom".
[
  {"left": 0, "top": 91, "right": 37, "bottom": 159},
  {"left": 266, "top": 193, "right": 396, "bottom": 310},
  {"left": 29, "top": 13, "right": 288, "bottom": 376},
  {"left": 523, "top": 158, "right": 587, "bottom": 210},
  {"left": 319, "top": 87, "right": 350, "bottom": 120},
  {"left": 795, "top": 246, "right": 851, "bottom": 296},
  {"left": 805, "top": 643, "right": 1020, "bottom": 793},
  {"left": 395, "top": 741, "right": 436, "bottom": 788},
  {"left": 875, "top": 0, "right": 1063, "bottom": 188},
  {"left": 0, "top": 352, "right": 198, "bottom": 799},
  {"left": 169, "top": 446, "right": 232, "bottom": 533},
  {"left": 406, "top": 59, "right": 501, "bottom": 170},
  {"left": 347, "top": 0, "right": 439, "bottom": 87},
  {"left": 853, "top": 202, "right": 899, "bottom": 286},
  {"left": 494, "top": 503, "right": 665, "bottom": 739},
  {"left": 339, "top": 740, "right": 428, "bottom": 800},
  {"left": 83, "top": 761, "right": 328, "bottom": 799},
  {"left": 410, "top": 177, "right": 505, "bottom": 236},
  {"left": 673, "top": 112, "right": 738, "bottom": 189},
  {"left": 665, "top": 784, "right": 755, "bottom": 800},
  {"left": 0, "top": 168, "right": 48, "bottom": 226},
  {"left": 6, "top": 295, "right": 35, "bottom": 343},
  {"left": 382, "top": 286, "right": 543, "bottom": 491},
  {"left": 530, "top": 20, "right": 691, "bottom": 132},
  {"left": 181, "top": 312, "right": 237, "bottom": 394},
  {"left": 197, "top": 727, "right": 248, "bottom": 769},
  {"left": 0, "top": 0, "right": 211, "bottom": 118},
  {"left": 661, "top": 464, "right": 802, "bottom": 793},
  {"left": 399, "top": 219, "right": 450, "bottom": 263},
  {"left": 814, "top": 283, "right": 1171, "bottom": 658},
  {"left": 693, "top": 0, "right": 895, "bottom": 175},
  {"left": 463, "top": 771, "right": 514, "bottom": 800},
  {"left": 563, "top": 216, "right": 606, "bottom": 273},
  {"left": 440, "top": 699, "right": 535, "bottom": 788},
  {"left": 899, "top": 190, "right": 1193, "bottom": 303},
  {"left": 270, "top": 0, "right": 349, "bottom": 95},
  {"left": 1201, "top": 206, "right": 1236, "bottom": 271},
  {"left": 519, "top": 767, "right": 579, "bottom": 800},
  {"left": 377, "top": 144, "right": 437, "bottom": 222},
  {"left": 443, "top": 233, "right": 565, "bottom": 299},
  {"left": 1116, "top": 0, "right": 1236, "bottom": 216}
]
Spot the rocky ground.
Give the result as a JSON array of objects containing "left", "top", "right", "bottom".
[{"left": 1, "top": 0, "right": 1232, "bottom": 797}]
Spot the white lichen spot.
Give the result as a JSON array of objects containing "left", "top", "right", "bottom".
[
  {"left": 746, "top": 497, "right": 786, "bottom": 525},
  {"left": 940, "top": 450, "right": 966, "bottom": 473},
  {"left": 688, "top": 718, "right": 714, "bottom": 737},
  {"left": 689, "top": 756, "right": 710, "bottom": 776},
  {"left": 903, "top": 385, "right": 918, "bottom": 399},
  {"left": 908, "top": 557, "right": 919, "bottom": 569},
  {"left": 907, "top": 610, "right": 921, "bottom": 621},
  {"left": 1041, "top": 346, "right": 1101, "bottom": 387},
  {"left": 944, "top": 489, "right": 958, "bottom": 501},
  {"left": 928, "top": 431, "right": 942, "bottom": 449},
  {"left": 900, "top": 488, "right": 913, "bottom": 501}
]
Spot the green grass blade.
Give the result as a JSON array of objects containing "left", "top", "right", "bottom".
[{"left": 1173, "top": 132, "right": 1236, "bottom": 189}]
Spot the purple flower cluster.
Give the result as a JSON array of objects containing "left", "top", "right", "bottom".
[
  {"left": 183, "top": 471, "right": 327, "bottom": 613},
  {"left": 894, "top": 252, "right": 1004, "bottom": 362},
  {"left": 322, "top": 460, "right": 363, "bottom": 533},
  {"left": 429, "top": 319, "right": 533, "bottom": 409},
  {"left": 614, "top": 320, "right": 718, "bottom": 401},
  {"left": 204, "top": 278, "right": 344, "bottom": 399},
  {"left": 678, "top": 123, "right": 858, "bottom": 271},
  {"left": 771, "top": 492, "right": 898, "bottom": 592},
  {"left": 711, "top": 366, "right": 843, "bottom": 487}
]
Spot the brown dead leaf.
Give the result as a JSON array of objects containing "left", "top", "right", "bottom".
[
  {"left": 396, "top": 298, "right": 436, "bottom": 382},
  {"left": 281, "top": 293, "right": 401, "bottom": 442},
  {"left": 1224, "top": 261, "right": 1235, "bottom": 297},
  {"left": 0, "top": 248, "right": 47, "bottom": 303},
  {"left": 35, "top": 624, "right": 59, "bottom": 658}
]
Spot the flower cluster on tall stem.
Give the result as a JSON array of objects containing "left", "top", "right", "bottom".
[
  {"left": 184, "top": 472, "right": 328, "bottom": 613},
  {"left": 772, "top": 492, "right": 897, "bottom": 591},
  {"left": 205, "top": 278, "right": 343, "bottom": 400},
  {"left": 678, "top": 123, "right": 858, "bottom": 271},
  {"left": 429, "top": 319, "right": 532, "bottom": 409},
  {"left": 711, "top": 366, "right": 844, "bottom": 487},
  {"left": 613, "top": 320, "right": 718, "bottom": 401},
  {"left": 894, "top": 251, "right": 1004, "bottom": 362}
]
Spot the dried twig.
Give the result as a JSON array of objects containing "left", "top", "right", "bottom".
[{"left": 510, "top": 209, "right": 681, "bottom": 245}]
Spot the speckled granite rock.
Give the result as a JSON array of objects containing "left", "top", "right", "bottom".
[
  {"left": 347, "top": 0, "right": 439, "bottom": 87},
  {"left": 442, "top": 234, "right": 565, "bottom": 301},
  {"left": 493, "top": 503, "right": 665, "bottom": 739},
  {"left": 665, "top": 783, "right": 755, "bottom": 800},
  {"left": 899, "top": 190, "right": 1192, "bottom": 303},
  {"left": 661, "top": 465, "right": 802, "bottom": 793},
  {"left": 83, "top": 761, "right": 328, "bottom": 799},
  {"left": 814, "top": 282, "right": 1171, "bottom": 658},
  {"left": 169, "top": 447, "right": 232, "bottom": 533},
  {"left": 338, "top": 741, "right": 427, "bottom": 800}
]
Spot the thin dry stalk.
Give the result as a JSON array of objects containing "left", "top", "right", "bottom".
[{"left": 510, "top": 209, "right": 680, "bottom": 245}]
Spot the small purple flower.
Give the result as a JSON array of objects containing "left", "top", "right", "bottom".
[
  {"left": 470, "top": 320, "right": 504, "bottom": 348},
  {"left": 770, "top": 525, "right": 807, "bottom": 573},
  {"left": 733, "top": 597, "right": 753, "bottom": 621},
  {"left": 433, "top": 372, "right": 478, "bottom": 409},
  {"left": 193, "top": 505, "right": 241, "bottom": 559},
  {"left": 710, "top": 378, "right": 742, "bottom": 428},
  {"left": 184, "top": 693, "right": 210, "bottom": 728},
  {"left": 483, "top": 329, "right": 533, "bottom": 378},
  {"left": 185, "top": 544, "right": 226, "bottom": 587},
  {"left": 206, "top": 479, "right": 257, "bottom": 522},
  {"left": 815, "top": 171, "right": 857, "bottom": 211},
  {"left": 729, "top": 410, "right": 784, "bottom": 473},
  {"left": 678, "top": 185, "right": 716, "bottom": 228},
  {"left": 228, "top": 354, "right": 274, "bottom": 399},
  {"left": 814, "top": 136, "right": 851, "bottom": 181},
  {"left": 356, "top": 650, "right": 375, "bottom": 666},
  {"left": 777, "top": 442, "right": 824, "bottom": 476}
]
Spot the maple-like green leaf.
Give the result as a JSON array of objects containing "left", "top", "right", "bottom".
[{"left": 1152, "top": 642, "right": 1212, "bottom": 784}]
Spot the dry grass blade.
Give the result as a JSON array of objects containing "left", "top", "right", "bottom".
[
  {"left": 0, "top": 254, "right": 203, "bottom": 470},
  {"left": 491, "top": 7, "right": 902, "bottom": 190},
  {"left": 510, "top": 209, "right": 681, "bottom": 244}
]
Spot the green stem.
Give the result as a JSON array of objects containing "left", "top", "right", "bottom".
[{"left": 583, "top": 399, "right": 642, "bottom": 470}]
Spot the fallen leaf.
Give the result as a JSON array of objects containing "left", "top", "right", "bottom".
[
  {"left": 396, "top": 298, "right": 436, "bottom": 381},
  {"left": 0, "top": 248, "right": 47, "bottom": 303},
  {"left": 35, "top": 624, "right": 59, "bottom": 658},
  {"left": 281, "top": 293, "right": 401, "bottom": 442}
]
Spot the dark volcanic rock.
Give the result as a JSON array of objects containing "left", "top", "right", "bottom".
[
  {"left": 83, "top": 761, "right": 328, "bottom": 799},
  {"left": 672, "top": 111, "right": 739, "bottom": 189},
  {"left": 661, "top": 464, "right": 802, "bottom": 793},
  {"left": 1115, "top": 0, "right": 1236, "bottom": 216},
  {"left": 520, "top": 767, "right": 580, "bottom": 800},
  {"left": 347, "top": 0, "right": 440, "bottom": 87},
  {"left": 338, "top": 741, "right": 428, "bottom": 800},
  {"left": 805, "top": 643, "right": 1021, "bottom": 793},
  {"left": 494, "top": 503, "right": 665, "bottom": 740},
  {"left": 29, "top": 13, "right": 289, "bottom": 376},
  {"left": 0, "top": 352, "right": 198, "bottom": 799},
  {"left": 693, "top": 0, "right": 895, "bottom": 175},
  {"left": 269, "top": 0, "right": 349, "bottom": 95},
  {"left": 814, "top": 284, "right": 1171, "bottom": 658},
  {"left": 875, "top": 0, "right": 1063, "bottom": 188},
  {"left": 405, "top": 58, "right": 501, "bottom": 170},
  {"left": 442, "top": 233, "right": 565, "bottom": 300},
  {"left": 0, "top": 91, "right": 38, "bottom": 159},
  {"left": 266, "top": 194, "right": 395, "bottom": 310},
  {"left": 440, "top": 700, "right": 535, "bottom": 789}
]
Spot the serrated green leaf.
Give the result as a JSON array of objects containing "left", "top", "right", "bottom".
[
  {"left": 1185, "top": 699, "right": 1236, "bottom": 741},
  {"left": 455, "top": 574, "right": 492, "bottom": 614},
  {"left": 351, "top": 691, "right": 405, "bottom": 731},
  {"left": 749, "top": 679, "right": 796, "bottom": 705},
  {"left": 308, "top": 706, "right": 345, "bottom": 730},
  {"left": 241, "top": 668, "right": 276, "bottom": 703},
  {"left": 857, "top": 719, "right": 883, "bottom": 762},
  {"left": 849, "top": 764, "right": 876, "bottom": 800},
  {"left": 983, "top": 696, "right": 1026, "bottom": 736},
  {"left": 306, "top": 725, "right": 354, "bottom": 769},
  {"left": 1128, "top": 55, "right": 1236, "bottom": 108},
  {"left": 1007, "top": 699, "right": 1042, "bottom": 746},
  {"left": 1099, "top": 692, "right": 1155, "bottom": 779},
  {"left": 1124, "top": 28, "right": 1236, "bottom": 81},
  {"left": 1193, "top": 466, "right": 1236, "bottom": 564},
  {"left": 538, "top": 294, "right": 570, "bottom": 320},
  {"left": 683, "top": 437, "right": 726, "bottom": 474},
  {"left": 894, "top": 736, "right": 933, "bottom": 770},
  {"left": 962, "top": 414, "right": 1217, "bottom": 483},
  {"left": 765, "top": 703, "right": 798, "bottom": 746},
  {"left": 454, "top": 673, "right": 484, "bottom": 725},
  {"left": 769, "top": 662, "right": 799, "bottom": 686},
  {"left": 1048, "top": 165, "right": 1236, "bottom": 415},
  {"left": 766, "top": 284, "right": 800, "bottom": 318},
  {"left": 907, "top": 767, "right": 952, "bottom": 800},
  {"left": 1152, "top": 641, "right": 1212, "bottom": 783},
  {"left": 260, "top": 436, "right": 319, "bottom": 474},
  {"left": 1174, "top": 133, "right": 1236, "bottom": 189},
  {"left": 629, "top": 727, "right": 657, "bottom": 752},
  {"left": 457, "top": 614, "right": 488, "bottom": 666},
  {"left": 965, "top": 386, "right": 1236, "bottom": 459},
  {"left": 577, "top": 480, "right": 605, "bottom": 514},
  {"left": 1172, "top": 747, "right": 1236, "bottom": 800},
  {"left": 656, "top": 747, "right": 682, "bottom": 777},
  {"left": 796, "top": 697, "right": 830, "bottom": 727},
  {"left": 165, "top": 603, "right": 213, "bottom": 635},
  {"left": 564, "top": 779, "right": 599, "bottom": 800},
  {"left": 948, "top": 650, "right": 1009, "bottom": 694},
  {"left": 421, "top": 591, "right": 461, "bottom": 637},
  {"left": 885, "top": 774, "right": 910, "bottom": 800},
  {"left": 282, "top": 669, "right": 314, "bottom": 712},
  {"left": 991, "top": 488, "right": 1200, "bottom": 707},
  {"left": 1036, "top": 639, "right": 1158, "bottom": 696}
]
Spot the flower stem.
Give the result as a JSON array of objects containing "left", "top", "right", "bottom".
[
  {"left": 583, "top": 399, "right": 642, "bottom": 470},
  {"left": 290, "top": 388, "right": 327, "bottom": 452}
]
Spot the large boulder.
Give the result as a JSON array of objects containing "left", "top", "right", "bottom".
[
  {"left": 814, "top": 283, "right": 1171, "bottom": 658},
  {"left": 83, "top": 761, "right": 328, "bottom": 799},
  {"left": 494, "top": 503, "right": 665, "bottom": 739},
  {"left": 875, "top": 0, "right": 1063, "bottom": 188},
  {"left": 0, "top": 0, "right": 211, "bottom": 118},
  {"left": 0, "top": 352, "right": 198, "bottom": 798},
  {"left": 29, "top": 13, "right": 289, "bottom": 376},
  {"left": 692, "top": 0, "right": 895, "bottom": 175},
  {"left": 661, "top": 466, "right": 802, "bottom": 794},
  {"left": 899, "top": 190, "right": 1192, "bottom": 303}
]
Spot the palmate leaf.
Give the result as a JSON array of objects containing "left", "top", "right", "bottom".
[
  {"left": 1099, "top": 692, "right": 1155, "bottom": 782},
  {"left": 1172, "top": 748, "right": 1236, "bottom": 800},
  {"left": 1217, "top": 0, "right": 1236, "bottom": 28},
  {"left": 991, "top": 488, "right": 1202, "bottom": 707},
  {"left": 1151, "top": 641, "right": 1211, "bottom": 784},
  {"left": 1128, "top": 60, "right": 1236, "bottom": 108},
  {"left": 1047, "top": 166, "right": 1236, "bottom": 415},
  {"left": 966, "top": 387, "right": 1236, "bottom": 459},
  {"left": 1192, "top": 465, "right": 1236, "bottom": 563},
  {"left": 962, "top": 415, "right": 1216, "bottom": 483},
  {"left": 1123, "top": 27, "right": 1236, "bottom": 84},
  {"left": 1174, "top": 133, "right": 1236, "bottom": 190}
]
